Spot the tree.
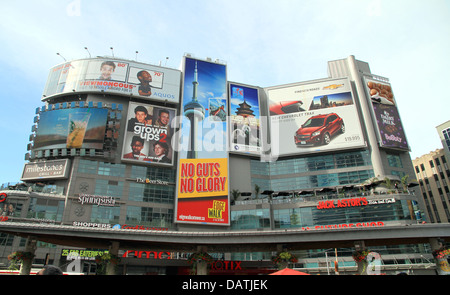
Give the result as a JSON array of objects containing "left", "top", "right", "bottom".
[{"left": 254, "top": 184, "right": 261, "bottom": 200}]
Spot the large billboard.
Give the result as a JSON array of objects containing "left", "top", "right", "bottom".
[
  {"left": 33, "top": 108, "right": 108, "bottom": 150},
  {"left": 175, "top": 57, "right": 229, "bottom": 225},
  {"left": 121, "top": 102, "right": 177, "bottom": 166},
  {"left": 43, "top": 58, "right": 181, "bottom": 103},
  {"left": 229, "top": 83, "right": 262, "bottom": 154},
  {"left": 363, "top": 78, "right": 409, "bottom": 151},
  {"left": 266, "top": 78, "right": 366, "bottom": 157}
]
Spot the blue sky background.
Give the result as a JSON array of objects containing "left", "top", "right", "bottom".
[{"left": 0, "top": 0, "right": 449, "bottom": 184}]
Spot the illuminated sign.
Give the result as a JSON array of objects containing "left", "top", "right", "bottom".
[
  {"left": 78, "top": 194, "right": 116, "bottom": 207},
  {"left": 21, "top": 159, "right": 70, "bottom": 181},
  {"left": 0, "top": 193, "right": 7, "bottom": 203},
  {"left": 61, "top": 249, "right": 108, "bottom": 260},
  {"left": 122, "top": 250, "right": 171, "bottom": 259},
  {"left": 113, "top": 224, "right": 168, "bottom": 231},
  {"left": 210, "top": 260, "right": 242, "bottom": 271},
  {"left": 317, "top": 197, "right": 368, "bottom": 209},
  {"left": 127, "top": 177, "right": 171, "bottom": 186},
  {"left": 72, "top": 221, "right": 111, "bottom": 228},
  {"left": 316, "top": 197, "right": 395, "bottom": 209},
  {"left": 313, "top": 221, "right": 385, "bottom": 230}
]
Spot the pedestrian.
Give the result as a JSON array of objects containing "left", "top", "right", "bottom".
[{"left": 37, "top": 265, "right": 63, "bottom": 275}]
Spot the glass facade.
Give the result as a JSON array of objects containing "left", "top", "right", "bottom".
[
  {"left": 230, "top": 209, "right": 270, "bottom": 230},
  {"left": 273, "top": 200, "right": 414, "bottom": 229},
  {"left": 251, "top": 151, "right": 374, "bottom": 192},
  {"left": 77, "top": 159, "right": 176, "bottom": 228},
  {"left": 27, "top": 197, "right": 64, "bottom": 221}
]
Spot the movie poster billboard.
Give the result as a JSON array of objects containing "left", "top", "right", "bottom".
[
  {"left": 175, "top": 57, "right": 229, "bottom": 225},
  {"left": 229, "top": 83, "right": 262, "bottom": 154},
  {"left": 33, "top": 108, "right": 108, "bottom": 150},
  {"left": 121, "top": 102, "right": 176, "bottom": 166},
  {"left": 364, "top": 78, "right": 409, "bottom": 150},
  {"left": 43, "top": 58, "right": 181, "bottom": 103},
  {"left": 266, "top": 78, "right": 366, "bottom": 157}
]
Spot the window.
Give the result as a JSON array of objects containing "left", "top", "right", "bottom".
[
  {"left": 27, "top": 198, "right": 64, "bottom": 221},
  {"left": 126, "top": 206, "right": 173, "bottom": 228},
  {"left": 387, "top": 154, "right": 403, "bottom": 168},
  {"left": 78, "top": 159, "right": 97, "bottom": 174},
  {"left": 98, "top": 162, "right": 125, "bottom": 177},
  {"left": 95, "top": 179, "right": 123, "bottom": 198},
  {"left": 91, "top": 206, "right": 120, "bottom": 224}
]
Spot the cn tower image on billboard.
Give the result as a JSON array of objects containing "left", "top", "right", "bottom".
[
  {"left": 184, "top": 61, "right": 205, "bottom": 159},
  {"left": 178, "top": 57, "right": 228, "bottom": 159}
]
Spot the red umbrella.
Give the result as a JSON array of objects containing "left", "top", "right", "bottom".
[{"left": 270, "top": 268, "right": 310, "bottom": 275}]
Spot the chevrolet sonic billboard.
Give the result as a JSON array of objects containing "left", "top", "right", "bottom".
[
  {"left": 266, "top": 78, "right": 366, "bottom": 157},
  {"left": 43, "top": 58, "right": 181, "bottom": 103}
]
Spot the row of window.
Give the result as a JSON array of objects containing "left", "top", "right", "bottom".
[
  {"left": 78, "top": 160, "right": 176, "bottom": 204},
  {"left": 251, "top": 151, "right": 372, "bottom": 176},
  {"left": 230, "top": 200, "right": 416, "bottom": 230},
  {"left": 252, "top": 169, "right": 375, "bottom": 192},
  {"left": 78, "top": 159, "right": 176, "bottom": 182}
]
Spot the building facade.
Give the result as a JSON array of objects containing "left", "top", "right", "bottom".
[
  {"left": 413, "top": 149, "right": 450, "bottom": 224},
  {"left": 0, "top": 55, "right": 439, "bottom": 275}
]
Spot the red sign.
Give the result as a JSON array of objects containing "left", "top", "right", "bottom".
[
  {"left": 0, "top": 193, "right": 7, "bottom": 203},
  {"left": 300, "top": 221, "right": 385, "bottom": 231},
  {"left": 210, "top": 260, "right": 242, "bottom": 271},
  {"left": 317, "top": 197, "right": 368, "bottom": 210},
  {"left": 122, "top": 250, "right": 171, "bottom": 259}
]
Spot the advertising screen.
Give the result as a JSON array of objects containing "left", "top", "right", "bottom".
[
  {"left": 363, "top": 78, "right": 409, "bottom": 151},
  {"left": 175, "top": 57, "right": 229, "bottom": 225},
  {"left": 33, "top": 108, "right": 108, "bottom": 150},
  {"left": 43, "top": 58, "right": 181, "bottom": 103},
  {"left": 229, "top": 83, "right": 262, "bottom": 154},
  {"left": 121, "top": 102, "right": 176, "bottom": 166},
  {"left": 266, "top": 78, "right": 366, "bottom": 157}
]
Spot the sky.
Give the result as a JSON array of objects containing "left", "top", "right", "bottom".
[{"left": 0, "top": 0, "right": 449, "bottom": 185}]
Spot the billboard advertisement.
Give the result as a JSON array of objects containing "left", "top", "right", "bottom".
[
  {"left": 121, "top": 102, "right": 177, "bottom": 166},
  {"left": 33, "top": 108, "right": 108, "bottom": 150},
  {"left": 266, "top": 78, "right": 366, "bottom": 157},
  {"left": 43, "top": 58, "right": 181, "bottom": 103},
  {"left": 364, "top": 78, "right": 409, "bottom": 150},
  {"left": 229, "top": 83, "right": 262, "bottom": 154},
  {"left": 175, "top": 57, "right": 229, "bottom": 225},
  {"left": 21, "top": 159, "right": 70, "bottom": 181}
]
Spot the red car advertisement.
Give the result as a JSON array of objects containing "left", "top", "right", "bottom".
[{"left": 267, "top": 78, "right": 366, "bottom": 156}]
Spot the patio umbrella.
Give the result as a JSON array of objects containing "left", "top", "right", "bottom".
[{"left": 270, "top": 268, "right": 310, "bottom": 275}]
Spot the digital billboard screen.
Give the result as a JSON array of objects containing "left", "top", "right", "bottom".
[
  {"left": 43, "top": 58, "right": 181, "bottom": 103},
  {"left": 266, "top": 78, "right": 366, "bottom": 157},
  {"left": 175, "top": 57, "right": 229, "bottom": 226},
  {"left": 33, "top": 108, "right": 108, "bottom": 150},
  {"left": 121, "top": 101, "right": 177, "bottom": 166},
  {"left": 364, "top": 78, "right": 409, "bottom": 151},
  {"left": 229, "top": 83, "right": 262, "bottom": 154}
]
